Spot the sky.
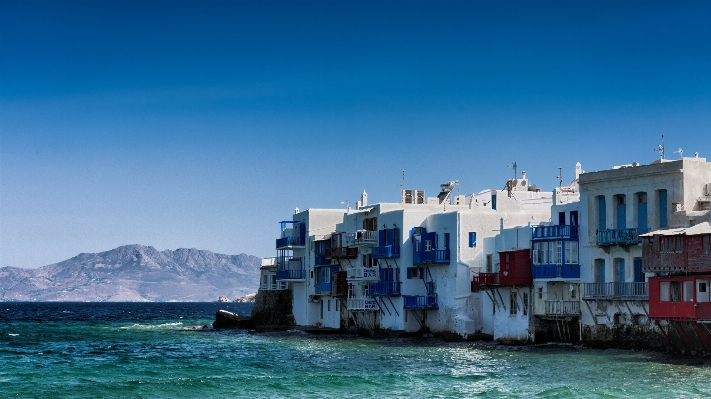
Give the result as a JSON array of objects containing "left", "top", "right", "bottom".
[{"left": 1, "top": 0, "right": 710, "bottom": 268}]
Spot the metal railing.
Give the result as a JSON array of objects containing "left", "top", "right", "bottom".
[
  {"left": 368, "top": 281, "right": 402, "bottom": 296},
  {"left": 532, "top": 225, "right": 579, "bottom": 239},
  {"left": 596, "top": 228, "right": 646, "bottom": 246},
  {"left": 583, "top": 282, "right": 648, "bottom": 300},
  {"left": 544, "top": 300, "right": 580, "bottom": 316},
  {"left": 275, "top": 236, "right": 305, "bottom": 249},
  {"left": 325, "top": 247, "right": 359, "bottom": 258},
  {"left": 403, "top": 294, "right": 438, "bottom": 309},
  {"left": 415, "top": 249, "right": 450, "bottom": 264},
  {"left": 345, "top": 230, "right": 379, "bottom": 246},
  {"left": 275, "top": 269, "right": 306, "bottom": 280},
  {"left": 471, "top": 272, "right": 499, "bottom": 291},
  {"left": 372, "top": 245, "right": 401, "bottom": 259},
  {"left": 532, "top": 264, "right": 581, "bottom": 279},
  {"left": 347, "top": 267, "right": 379, "bottom": 281},
  {"left": 347, "top": 298, "right": 378, "bottom": 311}
]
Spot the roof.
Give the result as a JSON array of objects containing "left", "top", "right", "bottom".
[{"left": 640, "top": 222, "right": 711, "bottom": 237}]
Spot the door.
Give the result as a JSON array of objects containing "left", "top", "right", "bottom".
[
  {"left": 616, "top": 196, "right": 626, "bottom": 229},
  {"left": 598, "top": 196, "right": 606, "bottom": 230},
  {"left": 633, "top": 258, "right": 643, "bottom": 283},
  {"left": 659, "top": 190, "right": 668, "bottom": 228},
  {"left": 638, "top": 193, "right": 648, "bottom": 232},
  {"left": 597, "top": 259, "right": 605, "bottom": 283}
]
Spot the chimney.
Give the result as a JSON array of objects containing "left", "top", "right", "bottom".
[{"left": 361, "top": 190, "right": 368, "bottom": 207}]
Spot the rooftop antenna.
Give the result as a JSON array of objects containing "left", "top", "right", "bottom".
[
  {"left": 507, "top": 162, "right": 518, "bottom": 179},
  {"left": 556, "top": 167, "right": 563, "bottom": 188},
  {"left": 674, "top": 148, "right": 683, "bottom": 159},
  {"left": 341, "top": 200, "right": 350, "bottom": 213},
  {"left": 654, "top": 135, "right": 665, "bottom": 161}
]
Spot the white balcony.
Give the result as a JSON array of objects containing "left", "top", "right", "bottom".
[
  {"left": 347, "top": 297, "right": 378, "bottom": 311},
  {"left": 347, "top": 267, "right": 379, "bottom": 281},
  {"left": 345, "top": 230, "right": 379, "bottom": 247},
  {"left": 543, "top": 300, "right": 580, "bottom": 316}
]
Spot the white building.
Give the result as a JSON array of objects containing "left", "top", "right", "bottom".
[{"left": 578, "top": 157, "right": 711, "bottom": 341}]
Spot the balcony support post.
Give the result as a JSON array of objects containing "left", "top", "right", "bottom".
[{"left": 654, "top": 319, "right": 671, "bottom": 345}]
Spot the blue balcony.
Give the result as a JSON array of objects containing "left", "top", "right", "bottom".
[
  {"left": 372, "top": 245, "right": 401, "bottom": 259},
  {"left": 403, "top": 294, "right": 438, "bottom": 309},
  {"left": 368, "top": 281, "right": 401, "bottom": 296},
  {"left": 596, "top": 228, "right": 645, "bottom": 246},
  {"left": 315, "top": 255, "right": 330, "bottom": 266},
  {"left": 276, "top": 236, "right": 306, "bottom": 249},
  {"left": 532, "top": 225, "right": 579, "bottom": 240},
  {"left": 276, "top": 269, "right": 306, "bottom": 280},
  {"left": 414, "top": 249, "right": 450, "bottom": 265},
  {"left": 532, "top": 264, "right": 581, "bottom": 280}
]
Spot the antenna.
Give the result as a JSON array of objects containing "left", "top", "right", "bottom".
[
  {"left": 556, "top": 167, "right": 563, "bottom": 188},
  {"left": 401, "top": 170, "right": 405, "bottom": 191},
  {"left": 507, "top": 162, "right": 518, "bottom": 179},
  {"left": 674, "top": 148, "right": 683, "bottom": 159},
  {"left": 654, "top": 135, "right": 665, "bottom": 161},
  {"left": 341, "top": 200, "right": 350, "bottom": 213}
]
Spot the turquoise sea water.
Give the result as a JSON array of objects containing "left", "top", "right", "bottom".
[{"left": 2, "top": 303, "right": 711, "bottom": 398}]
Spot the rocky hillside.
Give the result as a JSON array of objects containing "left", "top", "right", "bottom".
[{"left": 0, "top": 245, "right": 261, "bottom": 302}]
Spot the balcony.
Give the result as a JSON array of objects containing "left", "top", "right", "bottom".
[
  {"left": 347, "top": 267, "right": 379, "bottom": 281},
  {"left": 276, "top": 236, "right": 305, "bottom": 249},
  {"left": 414, "top": 249, "right": 450, "bottom": 265},
  {"left": 325, "top": 247, "right": 359, "bottom": 258},
  {"left": 315, "top": 255, "right": 330, "bottom": 266},
  {"left": 345, "top": 230, "right": 379, "bottom": 247},
  {"left": 543, "top": 300, "right": 580, "bottom": 316},
  {"left": 533, "top": 225, "right": 579, "bottom": 240},
  {"left": 347, "top": 297, "right": 378, "bottom": 311},
  {"left": 403, "top": 294, "right": 438, "bottom": 309},
  {"left": 596, "top": 228, "right": 645, "bottom": 246},
  {"left": 532, "top": 264, "right": 581, "bottom": 280},
  {"left": 372, "top": 245, "right": 400, "bottom": 259},
  {"left": 583, "top": 282, "right": 648, "bottom": 301},
  {"left": 368, "top": 281, "right": 401, "bottom": 296},
  {"left": 275, "top": 269, "right": 306, "bottom": 281},
  {"left": 314, "top": 281, "right": 331, "bottom": 295},
  {"left": 471, "top": 273, "right": 499, "bottom": 291}
]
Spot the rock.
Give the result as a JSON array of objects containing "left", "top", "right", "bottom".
[
  {"left": 212, "top": 309, "right": 253, "bottom": 329},
  {"left": 217, "top": 295, "right": 231, "bottom": 302},
  {"left": 234, "top": 293, "right": 256, "bottom": 303}
]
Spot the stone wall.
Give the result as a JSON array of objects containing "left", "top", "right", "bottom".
[{"left": 251, "top": 289, "right": 295, "bottom": 326}]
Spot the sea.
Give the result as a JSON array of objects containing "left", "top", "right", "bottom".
[{"left": 2, "top": 303, "right": 711, "bottom": 398}]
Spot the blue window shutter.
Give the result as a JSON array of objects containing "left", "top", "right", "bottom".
[
  {"left": 469, "top": 232, "right": 476, "bottom": 247},
  {"left": 393, "top": 228, "right": 400, "bottom": 245},
  {"left": 633, "top": 259, "right": 643, "bottom": 283},
  {"left": 638, "top": 202, "right": 648, "bottom": 231},
  {"left": 379, "top": 229, "right": 386, "bottom": 246},
  {"left": 492, "top": 194, "right": 497, "bottom": 210},
  {"left": 407, "top": 268, "right": 412, "bottom": 279},
  {"left": 659, "top": 190, "right": 668, "bottom": 228},
  {"left": 598, "top": 196, "right": 606, "bottom": 230}
]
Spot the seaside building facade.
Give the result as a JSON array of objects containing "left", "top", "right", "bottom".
[{"left": 257, "top": 156, "right": 711, "bottom": 350}]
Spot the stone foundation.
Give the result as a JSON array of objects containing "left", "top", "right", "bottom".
[{"left": 251, "top": 289, "right": 295, "bottom": 326}]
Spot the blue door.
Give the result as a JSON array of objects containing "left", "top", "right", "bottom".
[
  {"left": 659, "top": 189, "right": 668, "bottom": 228},
  {"left": 617, "top": 196, "right": 626, "bottom": 229},
  {"left": 618, "top": 259, "right": 626, "bottom": 295},
  {"left": 633, "top": 258, "right": 643, "bottom": 283},
  {"left": 638, "top": 202, "right": 647, "bottom": 232},
  {"left": 598, "top": 196, "right": 606, "bottom": 230},
  {"left": 598, "top": 259, "right": 605, "bottom": 283}
]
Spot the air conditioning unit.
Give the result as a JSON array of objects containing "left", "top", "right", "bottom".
[{"left": 402, "top": 189, "right": 425, "bottom": 204}]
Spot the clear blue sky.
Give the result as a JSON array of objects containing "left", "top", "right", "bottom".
[{"left": 1, "top": 0, "right": 710, "bottom": 268}]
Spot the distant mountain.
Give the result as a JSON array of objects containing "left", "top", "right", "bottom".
[{"left": 0, "top": 245, "right": 261, "bottom": 302}]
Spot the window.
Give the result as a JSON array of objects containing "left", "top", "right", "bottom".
[
  {"left": 558, "top": 212, "right": 566, "bottom": 225},
  {"left": 362, "top": 254, "right": 376, "bottom": 267},
  {"left": 697, "top": 280, "right": 710, "bottom": 303},
  {"left": 597, "top": 195, "right": 607, "bottom": 230},
  {"left": 336, "top": 300, "right": 340, "bottom": 311},
  {"left": 505, "top": 252, "right": 510, "bottom": 269},
  {"left": 407, "top": 267, "right": 423, "bottom": 279},
  {"left": 324, "top": 269, "right": 331, "bottom": 284},
  {"left": 538, "top": 287, "right": 543, "bottom": 299},
  {"left": 363, "top": 217, "right": 377, "bottom": 231},
  {"left": 469, "top": 232, "right": 477, "bottom": 247},
  {"left": 565, "top": 241, "right": 579, "bottom": 264},
  {"left": 532, "top": 243, "right": 539, "bottom": 265},
  {"left": 704, "top": 235, "right": 710, "bottom": 254},
  {"left": 425, "top": 240, "right": 432, "bottom": 251},
  {"left": 570, "top": 287, "right": 576, "bottom": 299},
  {"left": 660, "top": 282, "right": 670, "bottom": 301},
  {"left": 671, "top": 281, "right": 681, "bottom": 302},
  {"left": 328, "top": 300, "right": 331, "bottom": 311},
  {"left": 683, "top": 281, "right": 694, "bottom": 302},
  {"left": 320, "top": 300, "right": 324, "bottom": 319},
  {"left": 556, "top": 241, "right": 562, "bottom": 265},
  {"left": 595, "top": 259, "right": 606, "bottom": 283},
  {"left": 510, "top": 292, "right": 518, "bottom": 316},
  {"left": 522, "top": 292, "right": 529, "bottom": 316},
  {"left": 486, "top": 254, "right": 493, "bottom": 272}
]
